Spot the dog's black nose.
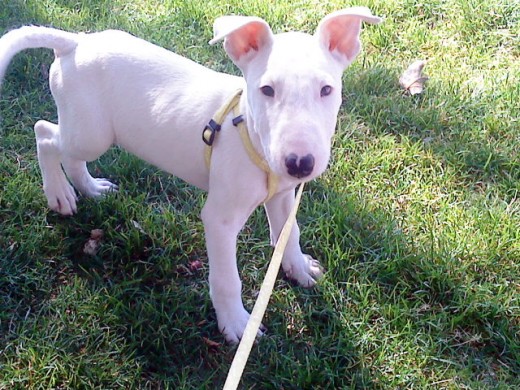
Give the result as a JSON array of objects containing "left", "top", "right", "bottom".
[{"left": 285, "top": 153, "right": 315, "bottom": 178}]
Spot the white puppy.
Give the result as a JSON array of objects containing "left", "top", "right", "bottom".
[{"left": 0, "top": 8, "right": 381, "bottom": 343}]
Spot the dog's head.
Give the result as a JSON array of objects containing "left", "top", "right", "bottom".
[{"left": 210, "top": 7, "right": 381, "bottom": 182}]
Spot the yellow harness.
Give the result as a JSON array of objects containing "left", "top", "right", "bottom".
[{"left": 202, "top": 89, "right": 278, "bottom": 203}]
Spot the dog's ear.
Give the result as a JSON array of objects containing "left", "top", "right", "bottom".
[
  {"left": 210, "top": 16, "right": 273, "bottom": 69},
  {"left": 315, "top": 7, "right": 382, "bottom": 69}
]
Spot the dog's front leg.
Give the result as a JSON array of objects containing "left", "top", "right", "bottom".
[
  {"left": 201, "top": 195, "right": 263, "bottom": 343},
  {"left": 265, "top": 188, "right": 324, "bottom": 288}
]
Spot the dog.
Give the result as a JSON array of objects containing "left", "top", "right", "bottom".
[{"left": 0, "top": 7, "right": 381, "bottom": 343}]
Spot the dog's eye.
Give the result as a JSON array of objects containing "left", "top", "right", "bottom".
[
  {"left": 260, "top": 85, "right": 275, "bottom": 97},
  {"left": 321, "top": 85, "right": 332, "bottom": 97}
]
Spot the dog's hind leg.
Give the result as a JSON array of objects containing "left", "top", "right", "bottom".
[
  {"left": 35, "top": 120, "right": 117, "bottom": 215},
  {"left": 61, "top": 158, "right": 117, "bottom": 198},
  {"left": 34, "top": 120, "right": 78, "bottom": 215}
]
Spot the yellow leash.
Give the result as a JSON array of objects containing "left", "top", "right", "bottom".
[
  {"left": 203, "top": 89, "right": 278, "bottom": 203},
  {"left": 223, "top": 183, "right": 305, "bottom": 390}
]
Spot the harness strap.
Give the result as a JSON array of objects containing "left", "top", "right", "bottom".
[{"left": 203, "top": 89, "right": 278, "bottom": 203}]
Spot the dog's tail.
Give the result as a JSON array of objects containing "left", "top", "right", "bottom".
[{"left": 0, "top": 26, "right": 79, "bottom": 90}]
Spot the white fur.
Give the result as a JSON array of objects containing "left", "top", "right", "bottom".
[{"left": 0, "top": 8, "right": 381, "bottom": 343}]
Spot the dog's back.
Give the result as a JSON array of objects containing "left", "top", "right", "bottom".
[{"left": 0, "top": 26, "right": 244, "bottom": 192}]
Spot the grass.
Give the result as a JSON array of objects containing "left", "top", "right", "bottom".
[{"left": 0, "top": 0, "right": 518, "bottom": 388}]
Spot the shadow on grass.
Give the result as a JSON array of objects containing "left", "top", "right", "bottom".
[
  {"left": 1, "top": 1, "right": 42, "bottom": 28},
  {"left": 1, "top": 0, "right": 122, "bottom": 29},
  {"left": 301, "top": 178, "right": 519, "bottom": 386},
  {"left": 2, "top": 175, "right": 518, "bottom": 388}
]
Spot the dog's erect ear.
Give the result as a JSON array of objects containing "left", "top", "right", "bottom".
[
  {"left": 315, "top": 7, "right": 382, "bottom": 69},
  {"left": 210, "top": 16, "right": 273, "bottom": 69}
]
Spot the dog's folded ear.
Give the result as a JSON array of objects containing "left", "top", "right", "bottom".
[
  {"left": 210, "top": 16, "right": 273, "bottom": 70},
  {"left": 315, "top": 7, "right": 382, "bottom": 69}
]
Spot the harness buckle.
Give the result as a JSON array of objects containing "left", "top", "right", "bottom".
[
  {"left": 202, "top": 119, "right": 221, "bottom": 146},
  {"left": 232, "top": 115, "right": 244, "bottom": 126}
]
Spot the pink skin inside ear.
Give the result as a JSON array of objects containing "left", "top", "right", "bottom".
[
  {"left": 229, "top": 23, "right": 266, "bottom": 59},
  {"left": 324, "top": 19, "right": 360, "bottom": 61}
]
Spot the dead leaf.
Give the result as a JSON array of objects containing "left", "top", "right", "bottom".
[
  {"left": 188, "top": 259, "right": 203, "bottom": 272},
  {"left": 83, "top": 239, "right": 100, "bottom": 256},
  {"left": 83, "top": 229, "right": 104, "bottom": 256},
  {"left": 90, "top": 229, "right": 104, "bottom": 240},
  {"left": 399, "top": 60, "right": 428, "bottom": 95},
  {"left": 203, "top": 337, "right": 222, "bottom": 350}
]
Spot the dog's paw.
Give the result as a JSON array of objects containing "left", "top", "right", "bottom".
[
  {"left": 284, "top": 254, "right": 324, "bottom": 288},
  {"left": 218, "top": 306, "right": 266, "bottom": 344},
  {"left": 44, "top": 178, "right": 78, "bottom": 216},
  {"left": 83, "top": 178, "right": 118, "bottom": 198}
]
